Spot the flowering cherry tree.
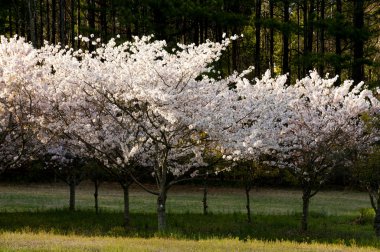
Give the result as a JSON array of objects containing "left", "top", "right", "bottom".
[
  {"left": 34, "top": 34, "right": 251, "bottom": 230},
  {"left": 275, "top": 71, "right": 379, "bottom": 231},
  {"left": 0, "top": 36, "right": 43, "bottom": 172}
]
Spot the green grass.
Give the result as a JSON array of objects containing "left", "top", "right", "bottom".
[
  {"left": 0, "top": 183, "right": 378, "bottom": 251},
  {"left": 0, "top": 183, "right": 371, "bottom": 215}
]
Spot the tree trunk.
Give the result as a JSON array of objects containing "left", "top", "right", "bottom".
[
  {"left": 9, "top": 5, "right": 13, "bottom": 37},
  {"left": 352, "top": 0, "right": 365, "bottom": 84},
  {"left": 94, "top": 179, "right": 99, "bottom": 214},
  {"left": 302, "top": 0, "right": 308, "bottom": 76},
  {"left": 28, "top": 0, "right": 37, "bottom": 47},
  {"left": 282, "top": 0, "right": 290, "bottom": 77},
  {"left": 335, "top": 0, "right": 342, "bottom": 85},
  {"left": 59, "top": 0, "right": 65, "bottom": 46},
  {"left": 87, "top": 0, "right": 95, "bottom": 51},
  {"left": 254, "top": 0, "right": 262, "bottom": 77},
  {"left": 318, "top": 0, "right": 325, "bottom": 75},
  {"left": 46, "top": 0, "right": 50, "bottom": 42},
  {"left": 77, "top": 0, "right": 80, "bottom": 48},
  {"left": 202, "top": 176, "right": 208, "bottom": 215},
  {"left": 157, "top": 191, "right": 167, "bottom": 231},
  {"left": 52, "top": 0, "right": 56, "bottom": 44},
  {"left": 122, "top": 183, "right": 130, "bottom": 228},
  {"left": 269, "top": 0, "right": 274, "bottom": 74},
  {"left": 245, "top": 184, "right": 251, "bottom": 223},
  {"left": 111, "top": 0, "right": 116, "bottom": 37},
  {"left": 100, "top": 0, "right": 107, "bottom": 41},
  {"left": 69, "top": 179, "right": 76, "bottom": 211},
  {"left": 70, "top": 0, "right": 75, "bottom": 48},
  {"left": 374, "top": 204, "right": 380, "bottom": 237},
  {"left": 301, "top": 187, "right": 311, "bottom": 231}
]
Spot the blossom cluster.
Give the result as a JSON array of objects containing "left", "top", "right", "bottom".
[{"left": 0, "top": 35, "right": 378, "bottom": 186}]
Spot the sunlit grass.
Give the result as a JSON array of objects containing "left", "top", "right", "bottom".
[{"left": 0, "top": 231, "right": 379, "bottom": 252}]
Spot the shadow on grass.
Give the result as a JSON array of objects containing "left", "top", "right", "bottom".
[{"left": 0, "top": 209, "right": 379, "bottom": 248}]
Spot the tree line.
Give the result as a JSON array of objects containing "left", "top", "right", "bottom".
[{"left": 0, "top": 0, "right": 379, "bottom": 85}]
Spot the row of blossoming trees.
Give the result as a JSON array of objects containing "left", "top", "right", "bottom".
[{"left": 0, "top": 35, "right": 380, "bottom": 233}]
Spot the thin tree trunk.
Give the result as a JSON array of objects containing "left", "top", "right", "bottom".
[
  {"left": 282, "top": 0, "right": 290, "bottom": 77},
  {"left": 39, "top": 0, "right": 43, "bottom": 46},
  {"left": 9, "top": 5, "right": 13, "bottom": 37},
  {"left": 374, "top": 200, "right": 380, "bottom": 236},
  {"left": 100, "top": 0, "right": 107, "bottom": 41},
  {"left": 111, "top": 0, "right": 116, "bottom": 37},
  {"left": 157, "top": 190, "right": 167, "bottom": 231},
  {"left": 335, "top": 0, "right": 342, "bottom": 85},
  {"left": 301, "top": 187, "right": 311, "bottom": 231},
  {"left": 87, "top": 0, "right": 95, "bottom": 51},
  {"left": 69, "top": 179, "right": 76, "bottom": 211},
  {"left": 14, "top": 1, "right": 20, "bottom": 36},
  {"left": 28, "top": 0, "right": 37, "bottom": 46},
  {"left": 303, "top": 0, "right": 308, "bottom": 76},
  {"left": 254, "top": 0, "right": 262, "bottom": 77},
  {"left": 122, "top": 183, "right": 130, "bottom": 228},
  {"left": 269, "top": 0, "right": 274, "bottom": 74},
  {"left": 77, "top": 0, "right": 80, "bottom": 48},
  {"left": 70, "top": 0, "right": 75, "bottom": 48},
  {"left": 59, "top": 0, "right": 65, "bottom": 45},
  {"left": 46, "top": 0, "right": 50, "bottom": 42},
  {"left": 202, "top": 175, "right": 208, "bottom": 215},
  {"left": 318, "top": 0, "right": 325, "bottom": 75},
  {"left": 352, "top": 0, "right": 365, "bottom": 84},
  {"left": 245, "top": 184, "right": 251, "bottom": 223},
  {"left": 52, "top": 0, "right": 56, "bottom": 44},
  {"left": 94, "top": 179, "right": 99, "bottom": 214}
]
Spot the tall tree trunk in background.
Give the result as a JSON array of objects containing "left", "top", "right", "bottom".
[
  {"left": 77, "top": 0, "right": 80, "bottom": 48},
  {"left": 297, "top": 2, "right": 301, "bottom": 79},
  {"left": 318, "top": 0, "right": 325, "bottom": 76},
  {"left": 153, "top": 0, "right": 167, "bottom": 40},
  {"left": 28, "top": 0, "right": 37, "bottom": 46},
  {"left": 21, "top": 3, "right": 27, "bottom": 38},
  {"left": 254, "top": 0, "right": 262, "bottom": 77},
  {"left": 269, "top": 0, "right": 274, "bottom": 74},
  {"left": 59, "top": 0, "right": 66, "bottom": 46},
  {"left": 307, "top": 0, "right": 314, "bottom": 55},
  {"left": 9, "top": 5, "right": 13, "bottom": 37},
  {"left": 335, "top": 0, "right": 342, "bottom": 85},
  {"left": 87, "top": 0, "right": 95, "bottom": 51},
  {"left": 52, "top": 0, "right": 56, "bottom": 44},
  {"left": 282, "top": 0, "right": 290, "bottom": 78},
  {"left": 14, "top": 1, "right": 20, "bottom": 36},
  {"left": 70, "top": 0, "right": 75, "bottom": 48},
  {"left": 303, "top": 0, "right": 308, "bottom": 76},
  {"left": 47, "top": 0, "right": 50, "bottom": 42},
  {"left": 39, "top": 0, "right": 43, "bottom": 46},
  {"left": 100, "top": 0, "right": 107, "bottom": 41},
  {"left": 111, "top": 0, "right": 116, "bottom": 37},
  {"left": 352, "top": 0, "right": 365, "bottom": 84}
]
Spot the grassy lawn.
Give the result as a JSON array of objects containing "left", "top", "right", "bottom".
[{"left": 0, "top": 183, "right": 378, "bottom": 251}]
